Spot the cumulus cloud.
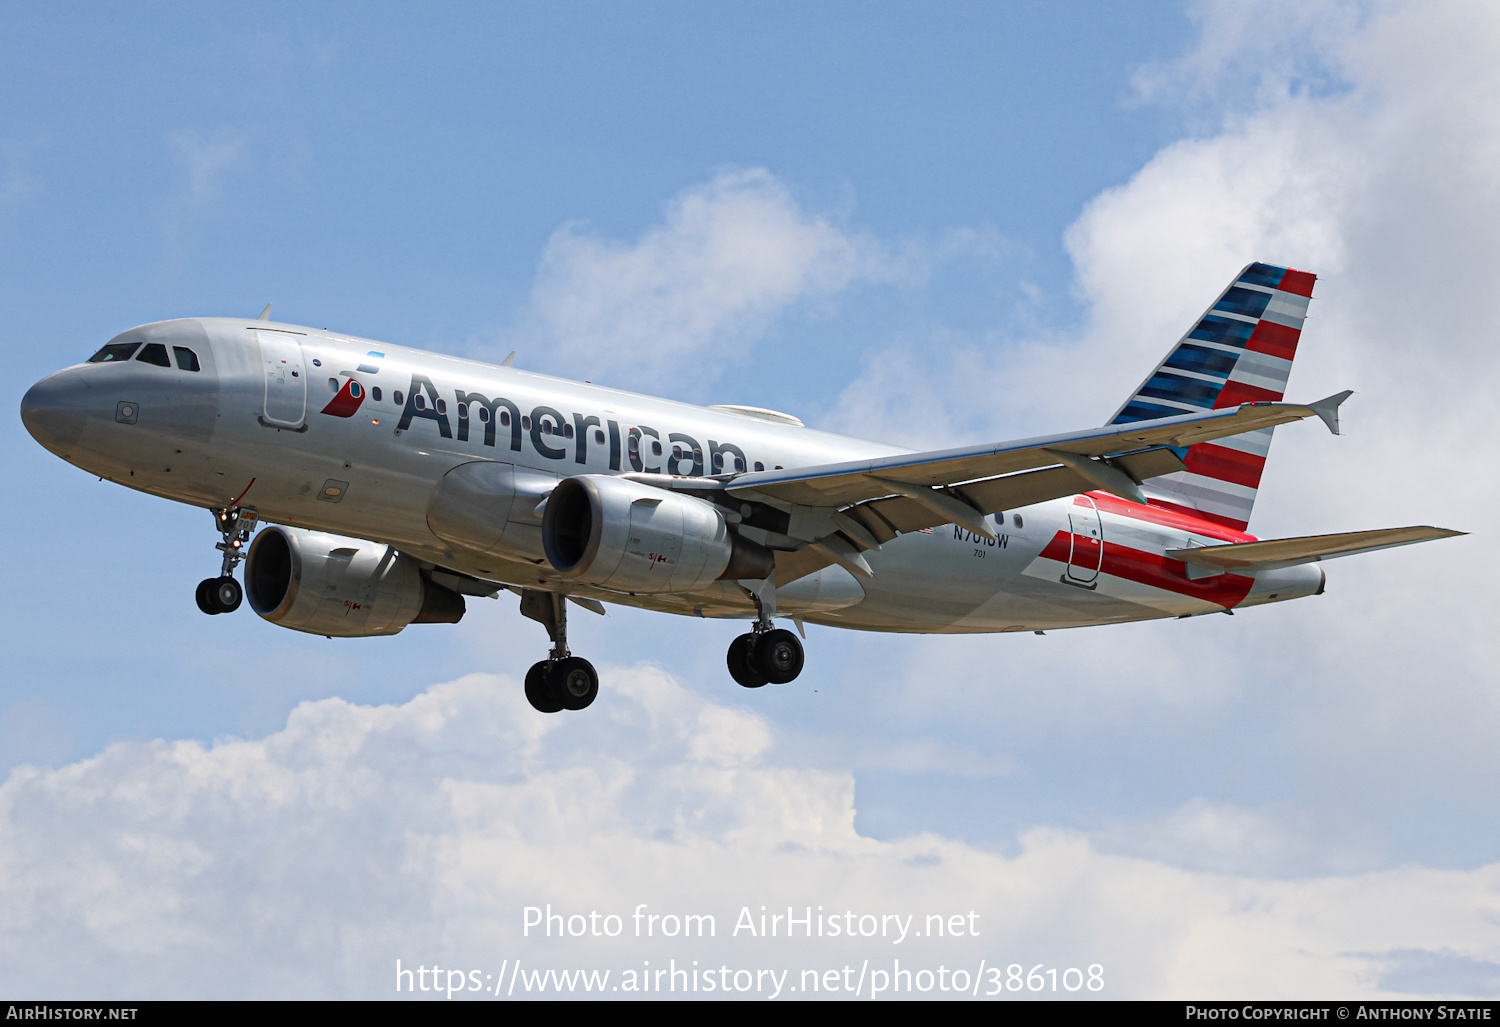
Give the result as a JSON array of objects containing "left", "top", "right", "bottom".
[
  {"left": 814, "top": 0, "right": 1499, "bottom": 896},
  {"left": 3, "top": 671, "right": 1498, "bottom": 999},
  {"left": 169, "top": 128, "right": 246, "bottom": 204},
  {"left": 12, "top": 1, "right": 1500, "bottom": 1001},
  {"left": 514, "top": 168, "right": 905, "bottom": 394}
]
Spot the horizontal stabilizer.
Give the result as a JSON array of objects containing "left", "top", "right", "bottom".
[{"left": 1167, "top": 526, "right": 1464, "bottom": 574}]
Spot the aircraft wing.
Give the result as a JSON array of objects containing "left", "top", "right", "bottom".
[
  {"left": 727, "top": 393, "right": 1352, "bottom": 544},
  {"left": 1166, "top": 526, "right": 1465, "bottom": 574}
]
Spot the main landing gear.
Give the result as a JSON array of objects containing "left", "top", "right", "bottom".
[
  {"left": 519, "top": 589, "right": 599, "bottom": 713},
  {"left": 195, "top": 507, "right": 257, "bottom": 616},
  {"left": 727, "top": 575, "right": 804, "bottom": 688}
]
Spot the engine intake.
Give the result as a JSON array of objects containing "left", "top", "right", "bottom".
[
  {"left": 542, "top": 475, "right": 772, "bottom": 593},
  {"left": 245, "top": 526, "right": 464, "bottom": 637}
]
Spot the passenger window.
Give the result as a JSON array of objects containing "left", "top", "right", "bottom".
[
  {"left": 414, "top": 394, "right": 426, "bottom": 411},
  {"left": 563, "top": 423, "right": 574, "bottom": 439},
  {"left": 651, "top": 441, "right": 663, "bottom": 457},
  {"left": 372, "top": 387, "right": 382, "bottom": 402},
  {"left": 498, "top": 410, "right": 508, "bottom": 426},
  {"left": 594, "top": 429, "right": 605, "bottom": 445},
  {"left": 328, "top": 378, "right": 340, "bottom": 393},
  {"left": 457, "top": 403, "right": 468, "bottom": 419},
  {"left": 436, "top": 398, "right": 447, "bottom": 415},
  {"left": 135, "top": 343, "right": 171, "bottom": 367},
  {"left": 88, "top": 342, "right": 141, "bottom": 363},
  {"left": 522, "top": 416, "right": 532, "bottom": 430},
  {"left": 478, "top": 407, "right": 490, "bottom": 423},
  {"left": 754, "top": 461, "right": 764, "bottom": 472},
  {"left": 394, "top": 390, "right": 404, "bottom": 406},
  {"left": 1013, "top": 514, "right": 1023, "bottom": 529},
  {"left": 172, "top": 347, "right": 201, "bottom": 371}
]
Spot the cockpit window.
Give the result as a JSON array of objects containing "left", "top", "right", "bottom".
[
  {"left": 88, "top": 342, "right": 141, "bottom": 363},
  {"left": 173, "top": 347, "right": 201, "bottom": 372},
  {"left": 135, "top": 343, "right": 171, "bottom": 367}
]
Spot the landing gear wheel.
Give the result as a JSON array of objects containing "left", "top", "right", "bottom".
[
  {"left": 752, "top": 628, "right": 804, "bottom": 684},
  {"left": 195, "top": 578, "right": 220, "bottom": 615},
  {"left": 213, "top": 576, "right": 242, "bottom": 613},
  {"left": 525, "top": 661, "right": 564, "bottom": 714},
  {"left": 550, "top": 656, "right": 599, "bottom": 711},
  {"left": 727, "top": 633, "right": 768, "bottom": 688}
]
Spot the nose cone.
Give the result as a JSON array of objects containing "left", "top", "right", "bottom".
[{"left": 21, "top": 368, "right": 90, "bottom": 453}]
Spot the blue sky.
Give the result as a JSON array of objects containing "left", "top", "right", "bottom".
[
  {"left": 3, "top": 0, "right": 1498, "bottom": 1000},
  {"left": 1, "top": 1, "right": 1196, "bottom": 764}
]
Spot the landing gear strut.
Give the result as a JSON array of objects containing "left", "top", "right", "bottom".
[
  {"left": 519, "top": 589, "right": 599, "bottom": 713},
  {"left": 196, "top": 506, "right": 257, "bottom": 615},
  {"left": 728, "top": 574, "right": 804, "bottom": 687}
]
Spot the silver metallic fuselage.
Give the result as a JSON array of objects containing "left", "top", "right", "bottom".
[{"left": 20, "top": 318, "right": 1324, "bottom": 634}]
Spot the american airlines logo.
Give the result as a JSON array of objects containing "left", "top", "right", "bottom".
[{"left": 375, "top": 372, "right": 756, "bottom": 478}]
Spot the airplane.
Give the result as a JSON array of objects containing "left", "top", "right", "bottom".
[{"left": 20, "top": 262, "right": 1462, "bottom": 713}]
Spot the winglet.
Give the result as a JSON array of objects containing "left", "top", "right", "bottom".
[
  {"left": 501, "top": 350, "right": 517, "bottom": 367},
  {"left": 1308, "top": 390, "right": 1353, "bottom": 435},
  {"left": 256, "top": 303, "right": 273, "bottom": 321}
]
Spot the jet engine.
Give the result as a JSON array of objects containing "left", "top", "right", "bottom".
[
  {"left": 244, "top": 526, "right": 465, "bottom": 637},
  {"left": 542, "top": 474, "right": 773, "bottom": 593}
]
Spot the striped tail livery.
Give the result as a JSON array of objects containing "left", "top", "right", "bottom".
[{"left": 1111, "top": 262, "right": 1315, "bottom": 531}]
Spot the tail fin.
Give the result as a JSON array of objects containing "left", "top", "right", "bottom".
[{"left": 1109, "top": 261, "right": 1316, "bottom": 531}]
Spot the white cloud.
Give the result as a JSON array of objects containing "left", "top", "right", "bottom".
[
  {"left": 812, "top": 0, "right": 1500, "bottom": 891},
  {"left": 3, "top": 671, "right": 1498, "bottom": 999},
  {"left": 13, "top": 1, "right": 1500, "bottom": 1000},
  {"left": 516, "top": 168, "right": 904, "bottom": 393},
  {"left": 169, "top": 128, "right": 246, "bottom": 204}
]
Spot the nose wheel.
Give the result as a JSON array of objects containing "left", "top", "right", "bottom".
[
  {"left": 196, "top": 576, "right": 243, "bottom": 615},
  {"left": 195, "top": 506, "right": 257, "bottom": 616}
]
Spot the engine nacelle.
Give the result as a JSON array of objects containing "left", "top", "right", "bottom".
[
  {"left": 542, "top": 474, "right": 773, "bottom": 593},
  {"left": 244, "top": 526, "right": 465, "bottom": 637}
]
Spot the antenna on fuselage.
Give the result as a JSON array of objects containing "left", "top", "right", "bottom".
[
  {"left": 501, "top": 350, "right": 516, "bottom": 367},
  {"left": 256, "top": 303, "right": 273, "bottom": 321}
]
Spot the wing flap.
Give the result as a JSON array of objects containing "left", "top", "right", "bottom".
[
  {"left": 1167, "top": 526, "right": 1464, "bottom": 572},
  {"left": 729, "top": 398, "right": 1336, "bottom": 510},
  {"left": 833, "top": 451, "right": 1190, "bottom": 539},
  {"left": 956, "top": 466, "right": 1093, "bottom": 519}
]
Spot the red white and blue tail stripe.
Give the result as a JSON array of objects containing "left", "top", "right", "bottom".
[{"left": 1109, "top": 262, "right": 1315, "bottom": 531}]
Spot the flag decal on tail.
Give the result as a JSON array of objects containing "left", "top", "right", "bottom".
[{"left": 1109, "top": 262, "right": 1315, "bottom": 531}]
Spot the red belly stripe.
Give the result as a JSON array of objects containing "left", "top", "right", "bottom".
[{"left": 1039, "top": 530, "right": 1255, "bottom": 608}]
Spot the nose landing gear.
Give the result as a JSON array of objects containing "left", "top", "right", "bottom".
[
  {"left": 728, "top": 574, "right": 805, "bottom": 688},
  {"left": 195, "top": 507, "right": 257, "bottom": 615},
  {"left": 519, "top": 589, "right": 599, "bottom": 713}
]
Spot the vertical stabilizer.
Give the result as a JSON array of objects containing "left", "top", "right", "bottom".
[{"left": 1109, "top": 262, "right": 1316, "bottom": 531}]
